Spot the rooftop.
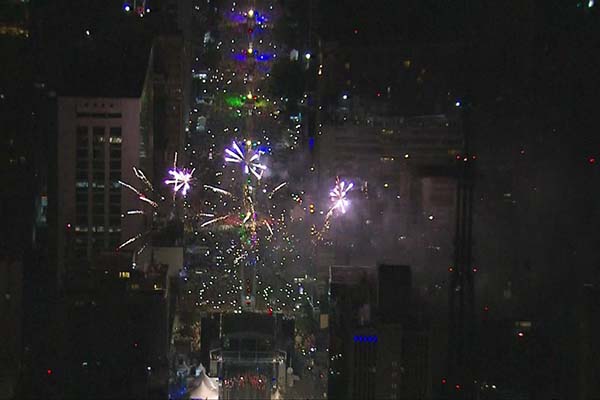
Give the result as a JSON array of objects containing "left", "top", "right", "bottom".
[{"left": 60, "top": 33, "right": 152, "bottom": 98}]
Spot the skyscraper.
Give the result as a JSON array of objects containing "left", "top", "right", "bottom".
[
  {"left": 328, "top": 264, "right": 431, "bottom": 400},
  {"left": 56, "top": 44, "right": 154, "bottom": 275}
]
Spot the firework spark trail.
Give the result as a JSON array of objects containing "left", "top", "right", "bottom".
[
  {"left": 268, "top": 182, "right": 287, "bottom": 198},
  {"left": 139, "top": 194, "right": 159, "bottom": 208},
  {"left": 118, "top": 233, "right": 143, "bottom": 250},
  {"left": 133, "top": 167, "right": 154, "bottom": 191},
  {"left": 264, "top": 220, "right": 274, "bottom": 236},
  {"left": 201, "top": 215, "right": 230, "bottom": 228},
  {"left": 204, "top": 185, "right": 233, "bottom": 197},
  {"left": 119, "top": 180, "right": 158, "bottom": 208},
  {"left": 126, "top": 210, "right": 145, "bottom": 215},
  {"left": 119, "top": 180, "right": 142, "bottom": 196},
  {"left": 136, "top": 243, "right": 148, "bottom": 255}
]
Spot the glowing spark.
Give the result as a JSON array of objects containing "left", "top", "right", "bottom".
[
  {"left": 127, "top": 210, "right": 145, "bottom": 215},
  {"left": 136, "top": 243, "right": 148, "bottom": 255},
  {"left": 264, "top": 220, "right": 274, "bottom": 236},
  {"left": 119, "top": 180, "right": 142, "bottom": 196},
  {"left": 133, "top": 167, "right": 153, "bottom": 191},
  {"left": 225, "top": 141, "right": 267, "bottom": 180},
  {"left": 119, "top": 180, "right": 158, "bottom": 208},
  {"left": 204, "top": 185, "right": 233, "bottom": 197},
  {"left": 201, "top": 215, "right": 230, "bottom": 228},
  {"left": 118, "top": 233, "right": 143, "bottom": 250},
  {"left": 138, "top": 194, "right": 158, "bottom": 208},
  {"left": 269, "top": 182, "right": 287, "bottom": 198},
  {"left": 198, "top": 213, "right": 215, "bottom": 217}
]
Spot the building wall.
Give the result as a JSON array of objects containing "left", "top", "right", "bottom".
[
  {"left": 376, "top": 324, "right": 403, "bottom": 400},
  {"left": 0, "top": 257, "right": 22, "bottom": 398},
  {"left": 57, "top": 97, "right": 145, "bottom": 272},
  {"left": 153, "top": 35, "right": 188, "bottom": 178},
  {"left": 318, "top": 114, "right": 461, "bottom": 275}
]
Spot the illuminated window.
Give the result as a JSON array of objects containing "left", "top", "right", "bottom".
[
  {"left": 0, "top": 25, "right": 29, "bottom": 37},
  {"left": 119, "top": 271, "right": 130, "bottom": 279}
]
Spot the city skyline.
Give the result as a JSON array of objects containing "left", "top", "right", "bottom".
[{"left": 1, "top": 0, "right": 600, "bottom": 399}]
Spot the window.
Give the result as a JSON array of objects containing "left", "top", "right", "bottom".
[
  {"left": 109, "top": 127, "right": 122, "bottom": 144},
  {"left": 93, "top": 126, "right": 104, "bottom": 138},
  {"left": 77, "top": 126, "right": 88, "bottom": 142},
  {"left": 119, "top": 271, "right": 130, "bottom": 279},
  {"left": 76, "top": 149, "right": 88, "bottom": 159},
  {"left": 75, "top": 192, "right": 87, "bottom": 203}
]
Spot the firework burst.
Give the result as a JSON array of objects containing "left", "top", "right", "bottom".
[
  {"left": 224, "top": 140, "right": 267, "bottom": 180},
  {"left": 312, "top": 177, "right": 354, "bottom": 243},
  {"left": 165, "top": 152, "right": 195, "bottom": 197},
  {"left": 328, "top": 177, "right": 354, "bottom": 216}
]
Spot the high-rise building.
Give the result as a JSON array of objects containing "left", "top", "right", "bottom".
[
  {"left": 0, "top": 1, "right": 37, "bottom": 397},
  {"left": 0, "top": 256, "right": 23, "bottom": 397},
  {"left": 316, "top": 113, "right": 461, "bottom": 276},
  {"left": 152, "top": 34, "right": 190, "bottom": 179},
  {"left": 328, "top": 264, "right": 431, "bottom": 400},
  {"left": 56, "top": 47, "right": 154, "bottom": 275},
  {"left": 54, "top": 261, "right": 174, "bottom": 399}
]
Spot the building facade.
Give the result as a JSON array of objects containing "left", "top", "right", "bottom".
[
  {"left": 57, "top": 67, "right": 153, "bottom": 274},
  {"left": 328, "top": 264, "right": 431, "bottom": 400}
]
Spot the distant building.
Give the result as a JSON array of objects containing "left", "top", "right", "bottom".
[
  {"left": 0, "top": 256, "right": 22, "bottom": 398},
  {"left": 152, "top": 34, "right": 191, "bottom": 178},
  {"left": 328, "top": 264, "right": 431, "bottom": 400},
  {"left": 58, "top": 261, "right": 174, "bottom": 399},
  {"left": 56, "top": 45, "right": 154, "bottom": 275},
  {"left": 316, "top": 113, "right": 460, "bottom": 274},
  {"left": 0, "top": 0, "right": 29, "bottom": 38},
  {"left": 578, "top": 283, "right": 600, "bottom": 400}
]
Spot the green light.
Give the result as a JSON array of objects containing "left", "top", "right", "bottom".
[{"left": 225, "top": 96, "right": 245, "bottom": 108}]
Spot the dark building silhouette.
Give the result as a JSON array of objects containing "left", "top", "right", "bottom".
[{"left": 328, "top": 264, "right": 431, "bottom": 400}]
